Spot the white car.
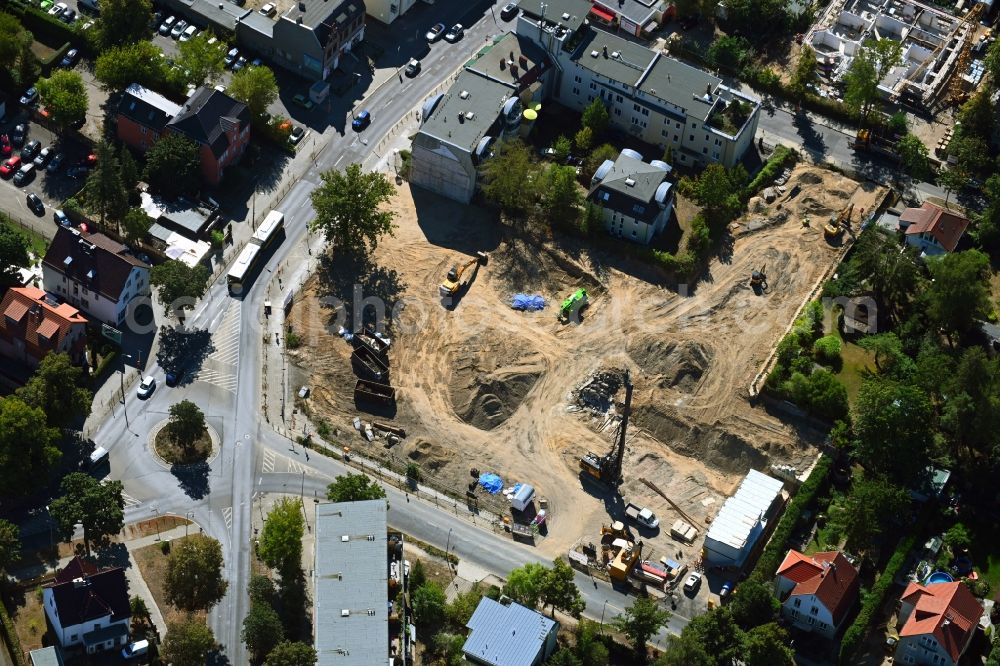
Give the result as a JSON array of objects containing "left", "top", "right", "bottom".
[
  {"left": 259, "top": 2, "right": 276, "bottom": 16},
  {"left": 48, "top": 2, "right": 68, "bottom": 15},
  {"left": 683, "top": 571, "right": 703, "bottom": 593},
  {"left": 179, "top": 24, "right": 198, "bottom": 41},
  {"left": 137, "top": 376, "right": 156, "bottom": 399},
  {"left": 122, "top": 639, "right": 149, "bottom": 659}
]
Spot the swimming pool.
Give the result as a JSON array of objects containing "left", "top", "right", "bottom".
[{"left": 925, "top": 571, "right": 954, "bottom": 585}]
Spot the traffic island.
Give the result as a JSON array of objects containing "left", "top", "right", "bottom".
[{"left": 149, "top": 419, "right": 220, "bottom": 468}]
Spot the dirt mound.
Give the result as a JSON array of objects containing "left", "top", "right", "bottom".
[
  {"left": 798, "top": 196, "right": 834, "bottom": 217},
  {"left": 490, "top": 237, "right": 603, "bottom": 298},
  {"left": 628, "top": 338, "right": 713, "bottom": 393},
  {"left": 797, "top": 170, "right": 824, "bottom": 185},
  {"left": 449, "top": 332, "right": 546, "bottom": 430},
  {"left": 405, "top": 439, "right": 455, "bottom": 472}
]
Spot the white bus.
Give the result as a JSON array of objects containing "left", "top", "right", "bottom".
[
  {"left": 226, "top": 244, "right": 261, "bottom": 295},
  {"left": 253, "top": 210, "right": 285, "bottom": 249}
]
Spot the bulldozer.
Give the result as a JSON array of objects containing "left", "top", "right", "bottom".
[
  {"left": 580, "top": 371, "right": 631, "bottom": 485},
  {"left": 750, "top": 265, "right": 768, "bottom": 293},
  {"left": 439, "top": 252, "right": 488, "bottom": 302},
  {"left": 824, "top": 203, "right": 854, "bottom": 240},
  {"left": 558, "top": 289, "right": 589, "bottom": 323}
]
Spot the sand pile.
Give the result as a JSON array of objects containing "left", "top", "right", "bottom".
[
  {"left": 490, "top": 237, "right": 603, "bottom": 297},
  {"left": 796, "top": 170, "right": 824, "bottom": 185},
  {"left": 405, "top": 439, "right": 455, "bottom": 472},
  {"left": 628, "top": 338, "right": 712, "bottom": 393}
]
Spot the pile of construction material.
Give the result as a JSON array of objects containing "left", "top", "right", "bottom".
[{"left": 570, "top": 368, "right": 627, "bottom": 414}]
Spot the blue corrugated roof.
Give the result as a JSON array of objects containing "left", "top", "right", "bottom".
[{"left": 463, "top": 598, "right": 557, "bottom": 666}]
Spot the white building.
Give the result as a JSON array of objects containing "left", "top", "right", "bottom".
[
  {"left": 42, "top": 557, "right": 131, "bottom": 655},
  {"left": 702, "top": 469, "right": 784, "bottom": 568},
  {"left": 365, "top": 0, "right": 416, "bottom": 24},
  {"left": 41, "top": 227, "right": 150, "bottom": 327},
  {"left": 588, "top": 150, "right": 674, "bottom": 244},
  {"left": 775, "top": 550, "right": 859, "bottom": 639},
  {"left": 895, "top": 581, "right": 983, "bottom": 666}
]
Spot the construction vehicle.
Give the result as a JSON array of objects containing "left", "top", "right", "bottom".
[
  {"left": 439, "top": 252, "right": 488, "bottom": 300},
  {"left": 625, "top": 503, "right": 659, "bottom": 529},
  {"left": 946, "top": 4, "right": 984, "bottom": 107},
  {"left": 750, "top": 265, "right": 768, "bottom": 293},
  {"left": 559, "top": 288, "right": 589, "bottom": 323},
  {"left": 579, "top": 371, "right": 631, "bottom": 485},
  {"left": 354, "top": 379, "right": 395, "bottom": 405},
  {"left": 607, "top": 539, "right": 642, "bottom": 582},
  {"left": 824, "top": 203, "right": 854, "bottom": 239},
  {"left": 852, "top": 128, "right": 897, "bottom": 159}
]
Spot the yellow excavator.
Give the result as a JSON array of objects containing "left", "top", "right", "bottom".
[
  {"left": 824, "top": 203, "right": 854, "bottom": 239},
  {"left": 439, "top": 252, "right": 488, "bottom": 301}
]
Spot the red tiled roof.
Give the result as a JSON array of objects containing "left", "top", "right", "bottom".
[
  {"left": 899, "top": 202, "right": 969, "bottom": 253},
  {"left": 899, "top": 581, "right": 983, "bottom": 662},
  {"left": 777, "top": 550, "right": 860, "bottom": 625},
  {"left": 0, "top": 287, "right": 87, "bottom": 362},
  {"left": 4, "top": 299, "right": 29, "bottom": 323}
]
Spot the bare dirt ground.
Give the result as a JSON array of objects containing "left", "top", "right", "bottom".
[{"left": 288, "top": 165, "right": 886, "bottom": 560}]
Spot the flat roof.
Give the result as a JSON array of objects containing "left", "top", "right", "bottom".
[
  {"left": 228, "top": 244, "right": 260, "bottom": 281},
  {"left": 517, "top": 0, "right": 591, "bottom": 34},
  {"left": 314, "top": 500, "right": 389, "bottom": 666},
  {"left": 594, "top": 0, "right": 662, "bottom": 26},
  {"left": 419, "top": 69, "right": 517, "bottom": 153},
  {"left": 253, "top": 210, "right": 284, "bottom": 244},
  {"left": 705, "top": 469, "right": 784, "bottom": 552}
]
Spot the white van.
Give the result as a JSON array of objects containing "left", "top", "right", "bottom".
[
  {"left": 88, "top": 446, "right": 109, "bottom": 468},
  {"left": 122, "top": 639, "right": 149, "bottom": 659}
]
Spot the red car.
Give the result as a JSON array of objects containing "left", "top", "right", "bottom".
[
  {"left": 0, "top": 156, "right": 22, "bottom": 178},
  {"left": 0, "top": 135, "right": 11, "bottom": 156}
]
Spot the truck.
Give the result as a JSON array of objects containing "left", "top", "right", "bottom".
[
  {"left": 851, "top": 128, "right": 897, "bottom": 159},
  {"left": 631, "top": 560, "right": 668, "bottom": 585},
  {"left": 354, "top": 379, "right": 395, "bottom": 405},
  {"left": 351, "top": 344, "right": 389, "bottom": 381},
  {"left": 625, "top": 503, "right": 659, "bottom": 529}
]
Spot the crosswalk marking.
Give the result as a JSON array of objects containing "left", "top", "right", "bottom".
[
  {"left": 262, "top": 449, "right": 275, "bottom": 474},
  {"left": 195, "top": 301, "right": 241, "bottom": 392},
  {"left": 287, "top": 458, "right": 307, "bottom": 475},
  {"left": 222, "top": 506, "right": 233, "bottom": 530},
  {"left": 122, "top": 492, "right": 142, "bottom": 509}
]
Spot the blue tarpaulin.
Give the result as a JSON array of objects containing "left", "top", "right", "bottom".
[
  {"left": 512, "top": 294, "right": 546, "bottom": 311},
  {"left": 479, "top": 473, "right": 503, "bottom": 494}
]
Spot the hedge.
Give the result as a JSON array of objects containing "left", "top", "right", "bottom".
[
  {"left": 0, "top": 601, "right": 26, "bottom": 666},
  {"left": 749, "top": 454, "right": 833, "bottom": 584},
  {"left": 839, "top": 531, "right": 919, "bottom": 665},
  {"left": 8, "top": 3, "right": 86, "bottom": 52},
  {"left": 91, "top": 350, "right": 118, "bottom": 384},
  {"left": 744, "top": 144, "right": 796, "bottom": 200}
]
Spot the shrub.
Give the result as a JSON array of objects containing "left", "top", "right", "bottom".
[
  {"left": 745, "top": 145, "right": 796, "bottom": 199},
  {"left": 285, "top": 326, "right": 302, "bottom": 350},
  {"left": 813, "top": 335, "right": 842, "bottom": 367},
  {"left": 160, "top": 540, "right": 170, "bottom": 555},
  {"left": 688, "top": 214, "right": 712, "bottom": 257}
]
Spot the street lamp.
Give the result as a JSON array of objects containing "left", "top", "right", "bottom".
[
  {"left": 445, "top": 528, "right": 453, "bottom": 568},
  {"left": 600, "top": 600, "right": 608, "bottom": 634}
]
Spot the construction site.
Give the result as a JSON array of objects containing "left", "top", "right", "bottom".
[{"left": 285, "top": 164, "right": 887, "bottom": 601}]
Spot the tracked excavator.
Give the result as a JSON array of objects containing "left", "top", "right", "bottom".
[
  {"left": 579, "top": 371, "right": 632, "bottom": 485},
  {"left": 439, "top": 252, "right": 488, "bottom": 301}
]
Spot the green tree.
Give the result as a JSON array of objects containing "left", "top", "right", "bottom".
[
  {"left": 656, "top": 631, "right": 714, "bottom": 666},
  {"left": 325, "top": 473, "right": 386, "bottom": 502},
  {"left": 684, "top": 608, "right": 744, "bottom": 666},
  {"left": 926, "top": 249, "right": 992, "bottom": 340},
  {"left": 543, "top": 165, "right": 582, "bottom": 223},
  {"left": 897, "top": 134, "right": 932, "bottom": 181},
  {"left": 49, "top": 473, "right": 125, "bottom": 556},
  {"left": 446, "top": 583, "right": 486, "bottom": 628},
  {"left": 177, "top": 32, "right": 226, "bottom": 87},
  {"left": 228, "top": 64, "right": 280, "bottom": 119},
  {"left": 573, "top": 620, "right": 609, "bottom": 666},
  {"left": 708, "top": 35, "right": 751, "bottom": 71},
  {"left": 547, "top": 650, "right": 584, "bottom": 666},
  {"left": 841, "top": 474, "right": 909, "bottom": 552},
  {"left": 843, "top": 50, "right": 879, "bottom": 123},
  {"left": 412, "top": 582, "right": 447, "bottom": 633},
  {"left": 581, "top": 98, "right": 609, "bottom": 137},
  {"left": 852, "top": 378, "right": 934, "bottom": 484},
  {"left": 121, "top": 207, "right": 152, "bottom": 245},
  {"left": 309, "top": 164, "right": 396, "bottom": 255},
  {"left": 574, "top": 126, "right": 594, "bottom": 152},
  {"left": 939, "top": 166, "right": 968, "bottom": 206},
  {"left": 851, "top": 227, "right": 921, "bottom": 322},
  {"left": 956, "top": 90, "right": 994, "bottom": 144},
  {"left": 161, "top": 617, "right": 216, "bottom": 666},
  {"left": 741, "top": 623, "right": 794, "bottom": 666},
  {"left": 950, "top": 133, "right": 989, "bottom": 178},
  {"left": 973, "top": 172, "right": 1000, "bottom": 251},
  {"left": 539, "top": 558, "right": 585, "bottom": 618},
  {"left": 243, "top": 601, "right": 284, "bottom": 663},
  {"left": 683, "top": 163, "right": 743, "bottom": 223},
  {"left": 0, "top": 13, "right": 37, "bottom": 88},
  {"left": 36, "top": 70, "right": 88, "bottom": 131},
  {"left": 941, "top": 348, "right": 1000, "bottom": 463},
  {"left": 94, "top": 42, "right": 166, "bottom": 91},
  {"left": 85, "top": 141, "right": 127, "bottom": 226},
  {"left": 409, "top": 559, "right": 427, "bottom": 589},
  {"left": 985, "top": 37, "right": 1000, "bottom": 87},
  {"left": 727, "top": 579, "right": 779, "bottom": 630},
  {"left": 790, "top": 45, "right": 818, "bottom": 98},
  {"left": 150, "top": 261, "right": 211, "bottom": 308},
  {"left": 264, "top": 641, "right": 317, "bottom": 666},
  {"left": 97, "top": 0, "right": 152, "bottom": 47},
  {"left": 0, "top": 519, "right": 21, "bottom": 573},
  {"left": 552, "top": 135, "right": 572, "bottom": 163},
  {"left": 858, "top": 332, "right": 912, "bottom": 377},
  {"left": 130, "top": 595, "right": 151, "bottom": 628},
  {"left": 723, "top": 0, "right": 790, "bottom": 37},
  {"left": 0, "top": 396, "right": 61, "bottom": 497},
  {"left": 164, "top": 534, "right": 228, "bottom": 611},
  {"left": 502, "top": 562, "right": 546, "bottom": 608},
  {"left": 167, "top": 400, "right": 207, "bottom": 453},
  {"left": 249, "top": 573, "right": 277, "bottom": 606},
  {"left": 259, "top": 498, "right": 305, "bottom": 579},
  {"left": 582, "top": 143, "right": 618, "bottom": 182},
  {"left": 16, "top": 352, "right": 92, "bottom": 428},
  {"left": 787, "top": 369, "right": 849, "bottom": 421},
  {"left": 0, "top": 222, "right": 31, "bottom": 287},
  {"left": 144, "top": 133, "right": 201, "bottom": 198},
  {"left": 480, "top": 140, "right": 542, "bottom": 217},
  {"left": 612, "top": 596, "right": 670, "bottom": 662}
]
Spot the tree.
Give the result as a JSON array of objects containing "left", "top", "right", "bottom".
[
  {"left": 548, "top": 650, "right": 584, "bottom": 666},
  {"left": 843, "top": 49, "right": 879, "bottom": 123},
  {"left": 956, "top": 90, "right": 994, "bottom": 144},
  {"left": 177, "top": 32, "right": 226, "bottom": 87},
  {"left": 130, "top": 595, "right": 151, "bottom": 628},
  {"left": 97, "top": 0, "right": 151, "bottom": 47},
  {"left": 259, "top": 498, "right": 305, "bottom": 579},
  {"left": 412, "top": 582, "right": 447, "bottom": 633},
  {"left": 243, "top": 602, "right": 284, "bottom": 662},
  {"left": 727, "top": 579, "right": 779, "bottom": 630},
  {"left": 851, "top": 227, "right": 921, "bottom": 322},
  {"left": 573, "top": 620, "right": 609, "bottom": 666},
  {"left": 264, "top": 641, "right": 317, "bottom": 666},
  {"left": 433, "top": 633, "right": 467, "bottom": 666},
  {"left": 409, "top": 559, "right": 427, "bottom": 589},
  {"left": 0, "top": 519, "right": 21, "bottom": 573},
  {"left": 785, "top": 369, "right": 849, "bottom": 421},
  {"left": 657, "top": 631, "right": 714, "bottom": 666},
  {"left": 162, "top": 617, "right": 216, "bottom": 666},
  {"left": 542, "top": 165, "right": 582, "bottom": 223},
  {"left": 581, "top": 98, "right": 609, "bottom": 137},
  {"left": 941, "top": 348, "right": 1000, "bottom": 463},
  {"left": 502, "top": 562, "right": 546, "bottom": 608},
  {"left": 325, "top": 473, "right": 386, "bottom": 502},
  {"left": 790, "top": 45, "right": 818, "bottom": 98},
  {"left": 0, "top": 397, "right": 61, "bottom": 497},
  {"left": 897, "top": 134, "right": 932, "bottom": 181},
  {"left": 583, "top": 143, "right": 619, "bottom": 182},
  {"left": 119, "top": 147, "right": 140, "bottom": 203},
  {"left": 682, "top": 163, "right": 743, "bottom": 223},
  {"left": 121, "top": 207, "right": 152, "bottom": 245},
  {"left": 552, "top": 135, "right": 572, "bottom": 163},
  {"left": 926, "top": 249, "right": 992, "bottom": 340},
  {"left": 949, "top": 133, "right": 989, "bottom": 178},
  {"left": 228, "top": 64, "right": 279, "bottom": 119},
  {"left": 36, "top": 70, "right": 87, "bottom": 131},
  {"left": 539, "top": 558, "right": 585, "bottom": 618},
  {"left": 167, "top": 400, "right": 207, "bottom": 453},
  {"left": 858, "top": 332, "right": 913, "bottom": 377},
  {"left": 852, "top": 378, "right": 934, "bottom": 484},
  {"left": 723, "top": 0, "right": 790, "bottom": 37},
  {"left": 17, "top": 352, "right": 92, "bottom": 428},
  {"left": 150, "top": 261, "right": 211, "bottom": 308},
  {"left": 309, "top": 164, "right": 396, "bottom": 255},
  {"left": 144, "top": 134, "right": 201, "bottom": 199},
  {"left": 446, "top": 583, "right": 485, "bottom": 628},
  {"left": 574, "top": 126, "right": 593, "bottom": 152},
  {"left": 708, "top": 36, "right": 752, "bottom": 71},
  {"left": 943, "top": 523, "right": 972, "bottom": 552},
  {"left": 741, "top": 623, "right": 794, "bottom": 666},
  {"left": 841, "top": 474, "right": 909, "bottom": 552},
  {"left": 249, "top": 573, "right": 277, "bottom": 606},
  {"left": 94, "top": 41, "right": 166, "bottom": 91},
  {"left": 49, "top": 473, "right": 125, "bottom": 556},
  {"left": 611, "top": 597, "right": 670, "bottom": 661},
  {"left": 479, "top": 140, "right": 542, "bottom": 217},
  {"left": 986, "top": 37, "right": 1000, "bottom": 87},
  {"left": 0, "top": 222, "right": 31, "bottom": 287},
  {"left": 85, "top": 141, "right": 127, "bottom": 226},
  {"left": 0, "top": 13, "right": 37, "bottom": 88},
  {"left": 164, "top": 534, "right": 228, "bottom": 611},
  {"left": 939, "top": 166, "right": 968, "bottom": 206}
]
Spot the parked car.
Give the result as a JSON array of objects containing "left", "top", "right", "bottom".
[
  {"left": 122, "top": 640, "right": 149, "bottom": 659},
  {"left": 83, "top": 153, "right": 97, "bottom": 166},
  {"left": 20, "top": 140, "right": 41, "bottom": 161},
  {"left": 539, "top": 147, "right": 557, "bottom": 158},
  {"left": 352, "top": 109, "right": 371, "bottom": 131},
  {"left": 0, "top": 157, "right": 22, "bottom": 178},
  {"left": 159, "top": 15, "right": 177, "bottom": 34},
  {"left": 67, "top": 165, "right": 89, "bottom": 180},
  {"left": 26, "top": 193, "right": 45, "bottom": 215},
  {"left": 137, "top": 376, "right": 156, "bottom": 399},
  {"left": 11, "top": 124, "right": 27, "bottom": 148},
  {"left": 292, "top": 93, "right": 314, "bottom": 110},
  {"left": 682, "top": 571, "right": 703, "bottom": 593},
  {"left": 19, "top": 87, "right": 38, "bottom": 106},
  {"left": 53, "top": 209, "right": 70, "bottom": 227},
  {"left": 232, "top": 56, "right": 247, "bottom": 72},
  {"left": 33, "top": 146, "right": 52, "bottom": 168},
  {"left": 47, "top": 2, "right": 67, "bottom": 15},
  {"left": 404, "top": 58, "right": 421, "bottom": 77},
  {"left": 259, "top": 2, "right": 276, "bottom": 15},
  {"left": 500, "top": 2, "right": 518, "bottom": 20},
  {"left": 444, "top": 23, "right": 464, "bottom": 42},
  {"left": 170, "top": 20, "right": 188, "bottom": 38},
  {"left": 179, "top": 24, "right": 198, "bottom": 41},
  {"left": 13, "top": 163, "right": 36, "bottom": 186},
  {"left": 60, "top": 48, "right": 79, "bottom": 68},
  {"left": 289, "top": 126, "right": 305, "bottom": 144},
  {"left": 224, "top": 47, "right": 240, "bottom": 68},
  {"left": 0, "top": 135, "right": 11, "bottom": 156},
  {"left": 46, "top": 152, "right": 64, "bottom": 173},
  {"left": 59, "top": 8, "right": 76, "bottom": 23},
  {"left": 425, "top": 22, "right": 445, "bottom": 42}
]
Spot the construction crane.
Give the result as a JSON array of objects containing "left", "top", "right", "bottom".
[
  {"left": 579, "top": 371, "right": 632, "bottom": 486},
  {"left": 438, "top": 252, "right": 487, "bottom": 301},
  {"left": 896, "top": 3, "right": 981, "bottom": 107},
  {"left": 824, "top": 202, "right": 854, "bottom": 239},
  {"left": 946, "top": 3, "right": 984, "bottom": 106},
  {"left": 638, "top": 477, "right": 700, "bottom": 534}
]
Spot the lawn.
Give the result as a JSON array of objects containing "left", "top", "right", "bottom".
[
  {"left": 133, "top": 537, "right": 206, "bottom": 629},
  {"left": 824, "top": 304, "right": 875, "bottom": 404},
  {"left": 804, "top": 491, "right": 848, "bottom": 555},
  {"left": 7, "top": 583, "right": 52, "bottom": 655},
  {"left": 1, "top": 218, "right": 49, "bottom": 259}
]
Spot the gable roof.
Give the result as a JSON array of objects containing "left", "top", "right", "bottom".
[
  {"left": 463, "top": 598, "right": 558, "bottom": 666},
  {"left": 899, "top": 581, "right": 983, "bottom": 662},
  {"left": 281, "top": 0, "right": 364, "bottom": 44},
  {"left": 899, "top": 202, "right": 969, "bottom": 252},
  {"left": 588, "top": 152, "right": 671, "bottom": 223},
  {"left": 45, "top": 556, "right": 130, "bottom": 627},
  {"left": 42, "top": 227, "right": 149, "bottom": 302},
  {"left": 0, "top": 287, "right": 87, "bottom": 357},
  {"left": 167, "top": 87, "right": 250, "bottom": 159},
  {"left": 777, "top": 550, "right": 860, "bottom": 625},
  {"left": 117, "top": 84, "right": 182, "bottom": 133}
]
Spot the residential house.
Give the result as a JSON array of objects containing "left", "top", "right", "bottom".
[
  {"left": 894, "top": 580, "right": 983, "bottom": 666},
  {"left": 588, "top": 149, "right": 674, "bottom": 244},
  {"left": 462, "top": 597, "right": 559, "bottom": 666},
  {"left": 42, "top": 557, "right": 131, "bottom": 655},
  {"left": 588, "top": 0, "right": 672, "bottom": 37},
  {"left": 115, "top": 84, "right": 181, "bottom": 153},
  {"left": 366, "top": 0, "right": 416, "bottom": 24},
  {"left": 898, "top": 202, "right": 969, "bottom": 256},
  {"left": 271, "top": 0, "right": 366, "bottom": 80},
  {"left": 0, "top": 287, "right": 87, "bottom": 369},
  {"left": 775, "top": 550, "right": 860, "bottom": 639},
  {"left": 165, "top": 87, "right": 252, "bottom": 186},
  {"left": 28, "top": 647, "right": 64, "bottom": 666},
  {"left": 139, "top": 187, "right": 216, "bottom": 267},
  {"left": 41, "top": 227, "right": 150, "bottom": 328}
]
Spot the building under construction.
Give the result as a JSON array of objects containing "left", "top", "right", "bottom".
[{"left": 805, "top": 0, "right": 981, "bottom": 107}]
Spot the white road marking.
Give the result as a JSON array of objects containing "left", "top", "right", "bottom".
[
  {"left": 262, "top": 449, "right": 275, "bottom": 474},
  {"left": 222, "top": 506, "right": 233, "bottom": 530}
]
